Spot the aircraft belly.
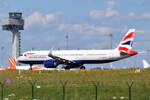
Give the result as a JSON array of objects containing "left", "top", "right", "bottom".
[
  {"left": 70, "top": 55, "right": 117, "bottom": 64},
  {"left": 74, "top": 60, "right": 117, "bottom": 64}
]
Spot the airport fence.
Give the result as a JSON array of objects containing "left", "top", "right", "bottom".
[{"left": 0, "top": 79, "right": 149, "bottom": 100}]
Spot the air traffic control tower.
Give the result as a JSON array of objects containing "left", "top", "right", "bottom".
[{"left": 2, "top": 12, "right": 24, "bottom": 60}]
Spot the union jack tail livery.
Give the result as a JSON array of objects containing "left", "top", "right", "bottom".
[{"left": 116, "top": 29, "right": 137, "bottom": 56}]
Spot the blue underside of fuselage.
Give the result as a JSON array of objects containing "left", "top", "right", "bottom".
[
  {"left": 74, "top": 60, "right": 117, "bottom": 64},
  {"left": 19, "top": 60, "right": 117, "bottom": 65}
]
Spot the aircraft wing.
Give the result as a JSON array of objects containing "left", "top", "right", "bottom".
[{"left": 48, "top": 52, "right": 75, "bottom": 64}]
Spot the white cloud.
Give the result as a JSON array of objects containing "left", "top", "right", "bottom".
[
  {"left": 106, "top": 9, "right": 119, "bottom": 17},
  {"left": 94, "top": 26, "right": 111, "bottom": 34},
  {"left": 59, "top": 24, "right": 111, "bottom": 35},
  {"left": 46, "top": 36, "right": 56, "bottom": 41},
  {"left": 25, "top": 12, "right": 61, "bottom": 28},
  {"left": 72, "top": 24, "right": 83, "bottom": 32},
  {"left": 126, "top": 12, "right": 150, "bottom": 19},
  {"left": 89, "top": 9, "right": 119, "bottom": 19},
  {"left": 89, "top": 0, "right": 150, "bottom": 21},
  {"left": 142, "top": 13, "right": 150, "bottom": 19},
  {"left": 89, "top": 10, "right": 104, "bottom": 19},
  {"left": 89, "top": 0, "right": 118, "bottom": 19},
  {"left": 58, "top": 24, "right": 70, "bottom": 31},
  {"left": 126, "top": 12, "right": 150, "bottom": 20},
  {"left": 107, "top": 0, "right": 115, "bottom": 9},
  {"left": 128, "top": 12, "right": 135, "bottom": 17}
]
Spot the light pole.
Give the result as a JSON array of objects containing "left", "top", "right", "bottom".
[
  {"left": 31, "top": 47, "right": 35, "bottom": 51},
  {"left": 109, "top": 33, "right": 113, "bottom": 50},
  {"left": 109, "top": 33, "right": 113, "bottom": 69},
  {"left": 65, "top": 34, "right": 69, "bottom": 50}
]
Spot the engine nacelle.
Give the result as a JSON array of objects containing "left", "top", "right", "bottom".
[{"left": 44, "top": 60, "right": 56, "bottom": 68}]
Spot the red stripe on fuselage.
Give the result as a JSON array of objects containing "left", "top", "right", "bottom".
[{"left": 25, "top": 53, "right": 35, "bottom": 55}]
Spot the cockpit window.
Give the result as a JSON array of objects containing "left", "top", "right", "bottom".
[
  {"left": 21, "top": 54, "right": 27, "bottom": 56},
  {"left": 24, "top": 54, "right": 27, "bottom": 56}
]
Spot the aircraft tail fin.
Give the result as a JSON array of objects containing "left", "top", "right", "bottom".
[
  {"left": 8, "top": 57, "right": 17, "bottom": 70},
  {"left": 143, "top": 59, "right": 150, "bottom": 69},
  {"left": 116, "top": 29, "right": 137, "bottom": 56}
]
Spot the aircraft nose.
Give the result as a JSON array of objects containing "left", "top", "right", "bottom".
[{"left": 17, "top": 56, "right": 25, "bottom": 61}]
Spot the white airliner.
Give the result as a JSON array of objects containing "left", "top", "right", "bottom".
[
  {"left": 17, "top": 29, "right": 138, "bottom": 69},
  {"left": 142, "top": 59, "right": 150, "bottom": 69}
]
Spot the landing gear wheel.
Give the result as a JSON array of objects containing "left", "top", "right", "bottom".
[
  {"left": 80, "top": 66, "right": 86, "bottom": 69},
  {"left": 65, "top": 66, "right": 70, "bottom": 70}
]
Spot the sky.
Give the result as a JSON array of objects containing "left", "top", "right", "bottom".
[{"left": 0, "top": 0, "right": 150, "bottom": 68}]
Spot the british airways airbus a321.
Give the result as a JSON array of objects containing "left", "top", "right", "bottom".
[{"left": 17, "top": 29, "right": 138, "bottom": 69}]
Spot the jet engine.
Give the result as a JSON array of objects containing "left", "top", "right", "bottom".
[{"left": 44, "top": 60, "right": 56, "bottom": 68}]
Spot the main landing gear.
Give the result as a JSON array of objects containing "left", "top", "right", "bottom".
[
  {"left": 64, "top": 65, "right": 86, "bottom": 70},
  {"left": 29, "top": 64, "right": 33, "bottom": 70},
  {"left": 80, "top": 66, "right": 86, "bottom": 69}
]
